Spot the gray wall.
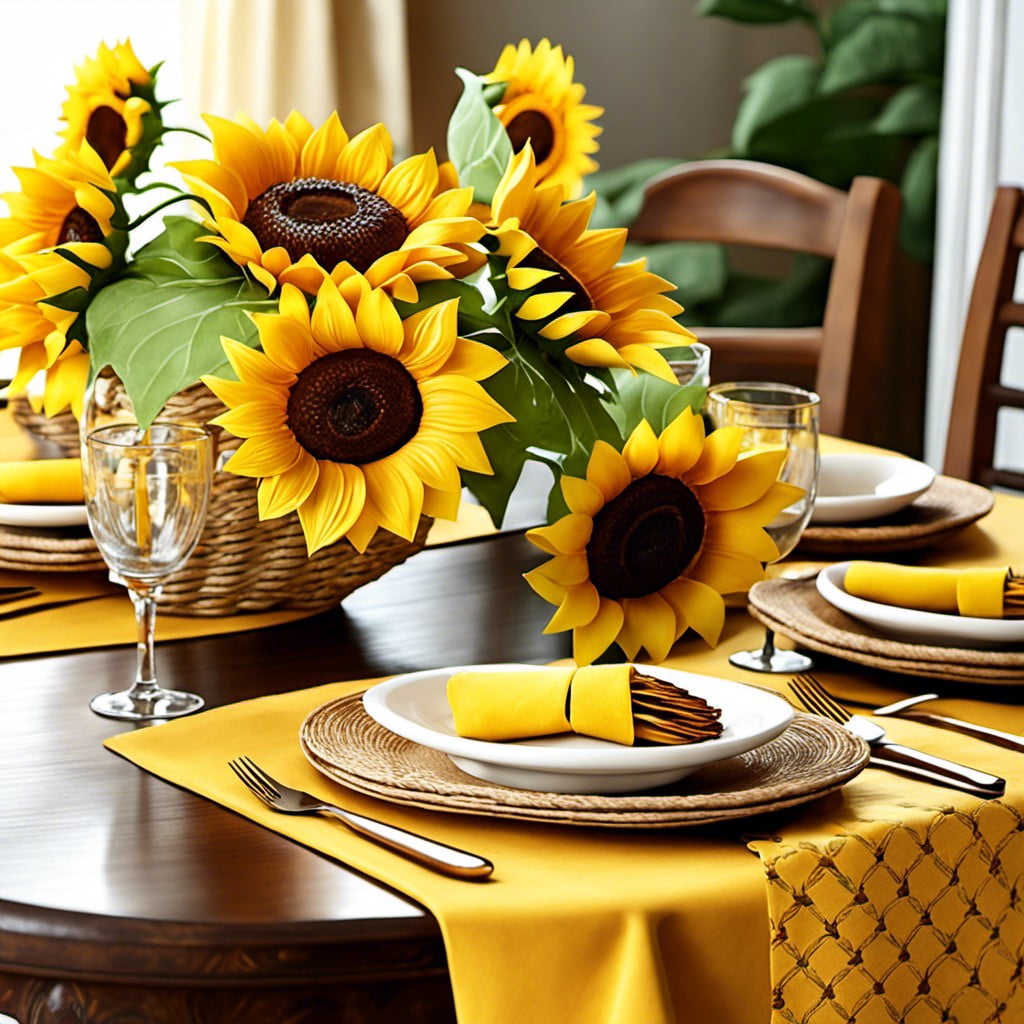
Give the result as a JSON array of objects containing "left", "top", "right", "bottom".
[{"left": 407, "top": 0, "right": 814, "bottom": 170}]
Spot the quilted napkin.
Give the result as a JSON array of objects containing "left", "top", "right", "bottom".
[{"left": 0, "top": 458, "right": 83, "bottom": 504}]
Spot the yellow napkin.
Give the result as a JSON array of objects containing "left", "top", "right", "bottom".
[
  {"left": 448, "top": 664, "right": 634, "bottom": 745},
  {"left": 0, "top": 458, "right": 84, "bottom": 504},
  {"left": 844, "top": 561, "right": 1010, "bottom": 618}
]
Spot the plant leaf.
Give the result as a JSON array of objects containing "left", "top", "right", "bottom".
[
  {"left": 819, "top": 14, "right": 945, "bottom": 95},
  {"left": 898, "top": 135, "right": 938, "bottom": 264},
  {"left": 608, "top": 371, "right": 706, "bottom": 436},
  {"left": 732, "top": 55, "right": 820, "bottom": 154},
  {"left": 697, "top": 0, "right": 816, "bottom": 24},
  {"left": 873, "top": 83, "right": 942, "bottom": 135},
  {"left": 126, "top": 216, "right": 239, "bottom": 281},
  {"left": 86, "top": 273, "right": 276, "bottom": 428},
  {"left": 446, "top": 68, "right": 513, "bottom": 206},
  {"left": 826, "top": 0, "right": 948, "bottom": 47}
]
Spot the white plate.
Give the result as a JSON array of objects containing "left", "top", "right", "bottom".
[
  {"left": 810, "top": 454, "right": 935, "bottom": 524},
  {"left": 361, "top": 664, "right": 795, "bottom": 794},
  {"left": 0, "top": 502, "right": 88, "bottom": 528},
  {"left": 816, "top": 562, "right": 1024, "bottom": 646}
]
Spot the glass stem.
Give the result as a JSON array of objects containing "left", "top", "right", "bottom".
[
  {"left": 759, "top": 628, "right": 777, "bottom": 663},
  {"left": 128, "top": 584, "right": 160, "bottom": 700}
]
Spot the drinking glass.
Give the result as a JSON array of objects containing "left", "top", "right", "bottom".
[
  {"left": 706, "top": 382, "right": 821, "bottom": 673},
  {"left": 83, "top": 422, "right": 213, "bottom": 719}
]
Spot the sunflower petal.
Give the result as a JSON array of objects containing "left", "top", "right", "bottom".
[
  {"left": 698, "top": 448, "right": 789, "bottom": 511},
  {"left": 257, "top": 452, "right": 319, "bottom": 519},
  {"left": 297, "top": 461, "right": 367, "bottom": 553},
  {"left": 619, "top": 593, "right": 678, "bottom": 662},
  {"left": 660, "top": 577, "right": 726, "bottom": 647},
  {"left": 545, "top": 580, "right": 601, "bottom": 633},
  {"left": 526, "top": 512, "right": 592, "bottom": 555},
  {"left": 585, "top": 440, "right": 632, "bottom": 501},
  {"left": 622, "top": 420, "right": 659, "bottom": 478},
  {"left": 571, "top": 598, "right": 625, "bottom": 666},
  {"left": 656, "top": 407, "right": 706, "bottom": 477},
  {"left": 686, "top": 426, "right": 743, "bottom": 485}
]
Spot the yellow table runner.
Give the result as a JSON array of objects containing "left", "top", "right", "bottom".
[{"left": 105, "top": 605, "right": 1024, "bottom": 1024}]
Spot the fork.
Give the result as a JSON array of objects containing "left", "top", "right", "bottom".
[
  {"left": 228, "top": 756, "right": 494, "bottom": 881},
  {"left": 788, "top": 675, "right": 1006, "bottom": 798}
]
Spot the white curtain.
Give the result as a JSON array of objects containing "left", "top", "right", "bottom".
[
  {"left": 926, "top": 0, "right": 1024, "bottom": 467},
  {"left": 179, "top": 0, "right": 411, "bottom": 153}
]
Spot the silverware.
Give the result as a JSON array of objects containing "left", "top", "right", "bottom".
[
  {"left": 0, "top": 587, "right": 40, "bottom": 606},
  {"left": 789, "top": 674, "right": 1006, "bottom": 798},
  {"left": 229, "top": 756, "right": 494, "bottom": 881},
  {"left": 869, "top": 693, "right": 1024, "bottom": 754}
]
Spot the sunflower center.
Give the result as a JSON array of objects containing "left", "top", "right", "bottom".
[
  {"left": 586, "top": 475, "right": 705, "bottom": 600},
  {"left": 286, "top": 349, "right": 422, "bottom": 464},
  {"left": 58, "top": 207, "right": 103, "bottom": 245},
  {"left": 505, "top": 109, "right": 556, "bottom": 165},
  {"left": 86, "top": 105, "right": 128, "bottom": 170},
  {"left": 519, "top": 245, "right": 593, "bottom": 315},
  {"left": 243, "top": 178, "right": 408, "bottom": 273}
]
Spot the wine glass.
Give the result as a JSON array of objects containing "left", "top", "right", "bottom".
[
  {"left": 83, "top": 422, "right": 213, "bottom": 720},
  {"left": 706, "top": 382, "right": 821, "bottom": 673}
]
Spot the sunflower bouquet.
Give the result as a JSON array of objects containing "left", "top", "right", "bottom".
[{"left": 0, "top": 38, "right": 797, "bottom": 660}]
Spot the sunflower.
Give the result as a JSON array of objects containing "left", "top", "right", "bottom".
[
  {"left": 59, "top": 39, "right": 153, "bottom": 176},
  {"left": 203, "top": 277, "right": 513, "bottom": 554},
  {"left": 484, "top": 38, "right": 602, "bottom": 199},
  {"left": 0, "top": 144, "right": 119, "bottom": 416},
  {"left": 488, "top": 145, "right": 694, "bottom": 383},
  {"left": 524, "top": 410, "right": 803, "bottom": 665},
  {"left": 173, "top": 112, "right": 486, "bottom": 302}
]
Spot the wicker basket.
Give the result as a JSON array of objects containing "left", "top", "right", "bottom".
[{"left": 9, "top": 385, "right": 431, "bottom": 617}]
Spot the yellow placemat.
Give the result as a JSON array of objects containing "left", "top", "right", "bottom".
[{"left": 104, "top": 677, "right": 773, "bottom": 1024}]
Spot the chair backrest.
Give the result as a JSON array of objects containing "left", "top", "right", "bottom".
[
  {"left": 943, "top": 185, "right": 1024, "bottom": 489},
  {"left": 628, "top": 159, "right": 902, "bottom": 442}
]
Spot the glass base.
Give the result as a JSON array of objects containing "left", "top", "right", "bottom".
[
  {"left": 89, "top": 687, "right": 205, "bottom": 721},
  {"left": 729, "top": 647, "right": 814, "bottom": 674}
]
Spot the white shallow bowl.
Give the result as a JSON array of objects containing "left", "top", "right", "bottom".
[
  {"left": 809, "top": 453, "right": 935, "bottom": 524},
  {"left": 362, "top": 664, "right": 795, "bottom": 794},
  {"left": 0, "top": 502, "right": 88, "bottom": 528},
  {"left": 816, "top": 562, "right": 1024, "bottom": 646}
]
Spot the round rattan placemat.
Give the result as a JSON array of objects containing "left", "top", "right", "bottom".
[
  {"left": 0, "top": 525, "right": 105, "bottom": 572},
  {"left": 299, "top": 694, "right": 869, "bottom": 828},
  {"left": 798, "top": 475, "right": 994, "bottom": 555},
  {"left": 748, "top": 578, "right": 1024, "bottom": 684}
]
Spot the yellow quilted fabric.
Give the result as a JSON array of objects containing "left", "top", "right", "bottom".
[{"left": 751, "top": 802, "right": 1024, "bottom": 1023}]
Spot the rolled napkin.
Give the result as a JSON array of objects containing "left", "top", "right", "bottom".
[
  {"left": 843, "top": 561, "right": 1024, "bottom": 619},
  {"left": 0, "top": 459, "right": 84, "bottom": 504},
  {"left": 447, "top": 665, "right": 723, "bottom": 746}
]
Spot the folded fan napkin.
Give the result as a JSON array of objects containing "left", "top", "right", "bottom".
[
  {"left": 843, "top": 561, "right": 1024, "bottom": 618},
  {"left": 0, "top": 458, "right": 84, "bottom": 504},
  {"left": 447, "top": 665, "right": 723, "bottom": 746}
]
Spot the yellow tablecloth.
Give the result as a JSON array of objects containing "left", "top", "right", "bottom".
[{"left": 105, "top": 602, "right": 1024, "bottom": 1024}]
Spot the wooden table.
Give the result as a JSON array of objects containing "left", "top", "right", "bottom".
[{"left": 0, "top": 531, "right": 570, "bottom": 1024}]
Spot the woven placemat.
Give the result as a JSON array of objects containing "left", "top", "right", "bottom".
[
  {"left": 0, "top": 525, "right": 105, "bottom": 572},
  {"left": 798, "top": 475, "right": 994, "bottom": 555},
  {"left": 748, "top": 578, "right": 1024, "bottom": 684},
  {"left": 298, "top": 694, "right": 869, "bottom": 828}
]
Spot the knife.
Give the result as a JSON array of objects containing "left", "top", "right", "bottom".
[{"left": 872, "top": 693, "right": 1024, "bottom": 755}]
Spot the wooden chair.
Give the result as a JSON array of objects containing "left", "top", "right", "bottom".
[
  {"left": 943, "top": 185, "right": 1024, "bottom": 489},
  {"left": 628, "top": 159, "right": 902, "bottom": 443}
]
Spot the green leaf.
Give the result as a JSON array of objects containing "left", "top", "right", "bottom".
[
  {"left": 873, "top": 83, "right": 942, "bottom": 135},
  {"left": 86, "top": 272, "right": 277, "bottom": 428},
  {"left": 819, "top": 15, "right": 945, "bottom": 95},
  {"left": 733, "top": 55, "right": 820, "bottom": 154},
  {"left": 826, "top": 0, "right": 947, "bottom": 47},
  {"left": 446, "top": 68, "right": 513, "bottom": 206},
  {"left": 898, "top": 135, "right": 938, "bottom": 263},
  {"left": 697, "top": 0, "right": 816, "bottom": 24},
  {"left": 127, "top": 216, "right": 238, "bottom": 282},
  {"left": 608, "top": 371, "right": 706, "bottom": 436},
  {"left": 584, "top": 157, "right": 682, "bottom": 228}
]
